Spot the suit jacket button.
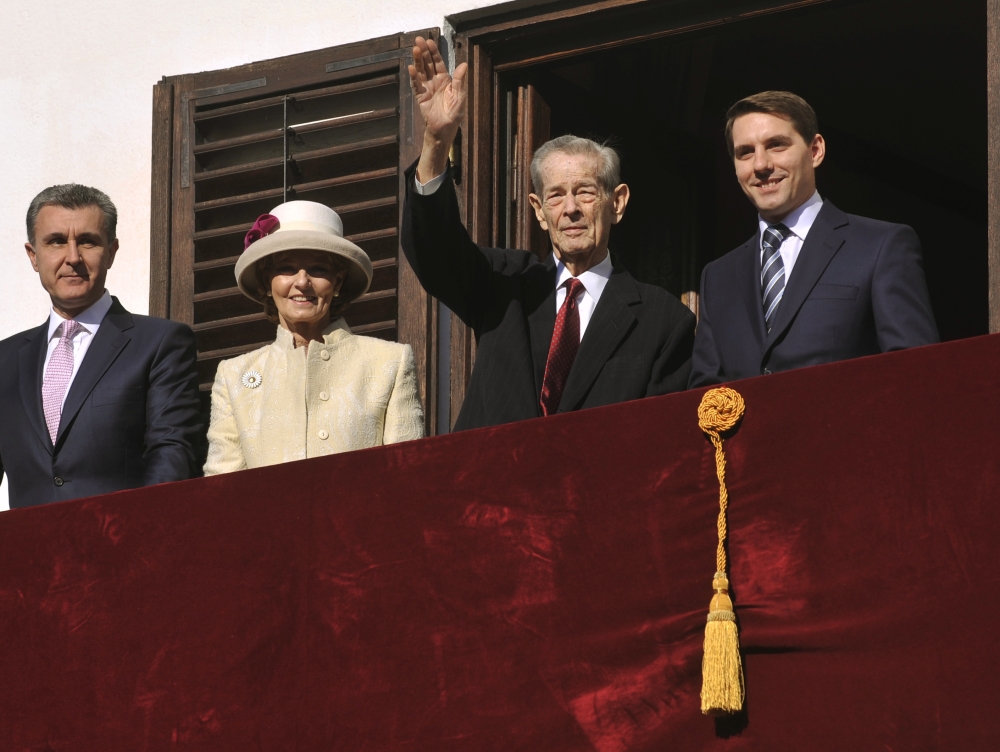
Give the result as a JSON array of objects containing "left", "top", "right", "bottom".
[
  {"left": 320, "top": 350, "right": 330, "bottom": 361},
  {"left": 54, "top": 476, "right": 64, "bottom": 486},
  {"left": 761, "top": 368, "right": 772, "bottom": 375},
  {"left": 319, "top": 391, "right": 329, "bottom": 401},
  {"left": 318, "top": 429, "right": 329, "bottom": 440}
]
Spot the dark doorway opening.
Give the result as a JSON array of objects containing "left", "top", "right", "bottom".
[{"left": 497, "top": 0, "right": 986, "bottom": 341}]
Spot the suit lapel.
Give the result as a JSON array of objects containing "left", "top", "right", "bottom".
[
  {"left": 56, "top": 300, "right": 134, "bottom": 447},
  {"left": 558, "top": 266, "right": 638, "bottom": 412},
  {"left": 735, "top": 233, "right": 767, "bottom": 353},
  {"left": 526, "top": 254, "right": 558, "bottom": 403},
  {"left": 18, "top": 321, "right": 53, "bottom": 453},
  {"left": 764, "top": 202, "right": 849, "bottom": 353}
]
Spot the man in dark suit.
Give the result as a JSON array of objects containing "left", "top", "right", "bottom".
[
  {"left": 404, "top": 37, "right": 695, "bottom": 431},
  {"left": 0, "top": 184, "right": 204, "bottom": 508},
  {"left": 689, "top": 91, "right": 939, "bottom": 387}
]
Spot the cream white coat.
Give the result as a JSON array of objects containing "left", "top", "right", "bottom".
[{"left": 204, "top": 319, "right": 424, "bottom": 475}]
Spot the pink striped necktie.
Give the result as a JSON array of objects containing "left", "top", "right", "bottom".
[{"left": 42, "top": 319, "right": 81, "bottom": 444}]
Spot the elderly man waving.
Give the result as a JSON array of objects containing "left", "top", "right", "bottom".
[{"left": 403, "top": 37, "right": 695, "bottom": 431}]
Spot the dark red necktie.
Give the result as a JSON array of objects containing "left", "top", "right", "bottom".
[{"left": 540, "top": 277, "right": 585, "bottom": 417}]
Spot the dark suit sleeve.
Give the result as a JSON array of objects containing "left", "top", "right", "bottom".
[
  {"left": 871, "top": 224, "right": 939, "bottom": 351},
  {"left": 400, "top": 161, "right": 494, "bottom": 332},
  {"left": 646, "top": 303, "right": 696, "bottom": 396},
  {"left": 688, "top": 264, "right": 725, "bottom": 388},
  {"left": 142, "top": 322, "right": 206, "bottom": 485}
]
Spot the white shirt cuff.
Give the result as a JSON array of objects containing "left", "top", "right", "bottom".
[{"left": 414, "top": 170, "right": 448, "bottom": 195}]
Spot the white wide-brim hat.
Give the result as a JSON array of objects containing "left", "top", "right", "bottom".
[{"left": 234, "top": 200, "right": 373, "bottom": 304}]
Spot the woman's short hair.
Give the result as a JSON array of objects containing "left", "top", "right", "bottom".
[
  {"left": 256, "top": 252, "right": 350, "bottom": 325},
  {"left": 530, "top": 135, "right": 621, "bottom": 196},
  {"left": 724, "top": 91, "right": 819, "bottom": 157}
]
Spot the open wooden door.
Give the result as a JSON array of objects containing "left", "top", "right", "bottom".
[
  {"left": 494, "top": 82, "right": 553, "bottom": 257},
  {"left": 511, "top": 84, "right": 551, "bottom": 258},
  {"left": 448, "top": 0, "right": 990, "bottom": 431}
]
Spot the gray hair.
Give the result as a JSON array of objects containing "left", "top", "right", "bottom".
[
  {"left": 529, "top": 135, "right": 621, "bottom": 195},
  {"left": 26, "top": 184, "right": 118, "bottom": 244}
]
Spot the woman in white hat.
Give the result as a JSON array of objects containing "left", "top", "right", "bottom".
[{"left": 203, "top": 200, "right": 424, "bottom": 475}]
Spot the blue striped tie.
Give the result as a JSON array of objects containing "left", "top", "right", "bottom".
[{"left": 761, "top": 223, "right": 789, "bottom": 333}]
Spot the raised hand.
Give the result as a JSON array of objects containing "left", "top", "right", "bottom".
[{"left": 409, "top": 36, "right": 468, "bottom": 182}]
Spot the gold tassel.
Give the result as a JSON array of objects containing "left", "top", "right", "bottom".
[
  {"left": 701, "top": 573, "right": 744, "bottom": 714},
  {"left": 697, "top": 388, "right": 746, "bottom": 715}
]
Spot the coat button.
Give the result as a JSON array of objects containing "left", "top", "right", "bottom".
[
  {"left": 54, "top": 476, "right": 64, "bottom": 486},
  {"left": 320, "top": 350, "right": 330, "bottom": 361},
  {"left": 319, "top": 391, "right": 329, "bottom": 401},
  {"left": 761, "top": 368, "right": 772, "bottom": 375},
  {"left": 318, "top": 429, "right": 329, "bottom": 440}
]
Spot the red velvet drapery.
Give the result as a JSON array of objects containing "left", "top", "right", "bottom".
[{"left": 1, "top": 335, "right": 998, "bottom": 749}]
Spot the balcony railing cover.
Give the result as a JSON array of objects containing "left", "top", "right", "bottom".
[{"left": 0, "top": 334, "right": 998, "bottom": 749}]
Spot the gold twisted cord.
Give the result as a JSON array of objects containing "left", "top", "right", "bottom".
[
  {"left": 697, "top": 388, "right": 746, "bottom": 575},
  {"left": 710, "top": 434, "right": 728, "bottom": 572}
]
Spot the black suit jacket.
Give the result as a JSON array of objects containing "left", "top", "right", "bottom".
[
  {"left": 401, "top": 163, "right": 695, "bottom": 431},
  {"left": 0, "top": 298, "right": 205, "bottom": 508},
  {"left": 690, "top": 201, "right": 939, "bottom": 387}
]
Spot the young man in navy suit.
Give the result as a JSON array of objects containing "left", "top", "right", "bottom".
[
  {"left": 0, "top": 184, "right": 204, "bottom": 508},
  {"left": 689, "top": 91, "right": 939, "bottom": 387}
]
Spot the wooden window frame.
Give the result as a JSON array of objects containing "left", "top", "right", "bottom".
[
  {"left": 149, "top": 29, "right": 442, "bottom": 436},
  {"left": 449, "top": 0, "right": 1000, "bottom": 423}
]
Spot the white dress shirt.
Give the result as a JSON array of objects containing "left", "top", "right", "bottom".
[
  {"left": 416, "top": 170, "right": 612, "bottom": 341},
  {"left": 554, "top": 253, "right": 612, "bottom": 340},
  {"left": 43, "top": 290, "right": 114, "bottom": 410},
  {"left": 414, "top": 169, "right": 449, "bottom": 196},
  {"left": 758, "top": 191, "right": 824, "bottom": 282}
]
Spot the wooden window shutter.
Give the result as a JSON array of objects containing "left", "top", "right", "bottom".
[{"left": 149, "top": 30, "right": 440, "bottom": 434}]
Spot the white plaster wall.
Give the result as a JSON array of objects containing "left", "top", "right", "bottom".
[{"left": 0, "top": 0, "right": 500, "bottom": 510}]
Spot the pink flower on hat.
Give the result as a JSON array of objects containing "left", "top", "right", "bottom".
[{"left": 244, "top": 214, "right": 280, "bottom": 250}]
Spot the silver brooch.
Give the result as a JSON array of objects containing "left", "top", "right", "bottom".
[{"left": 241, "top": 370, "right": 263, "bottom": 389}]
